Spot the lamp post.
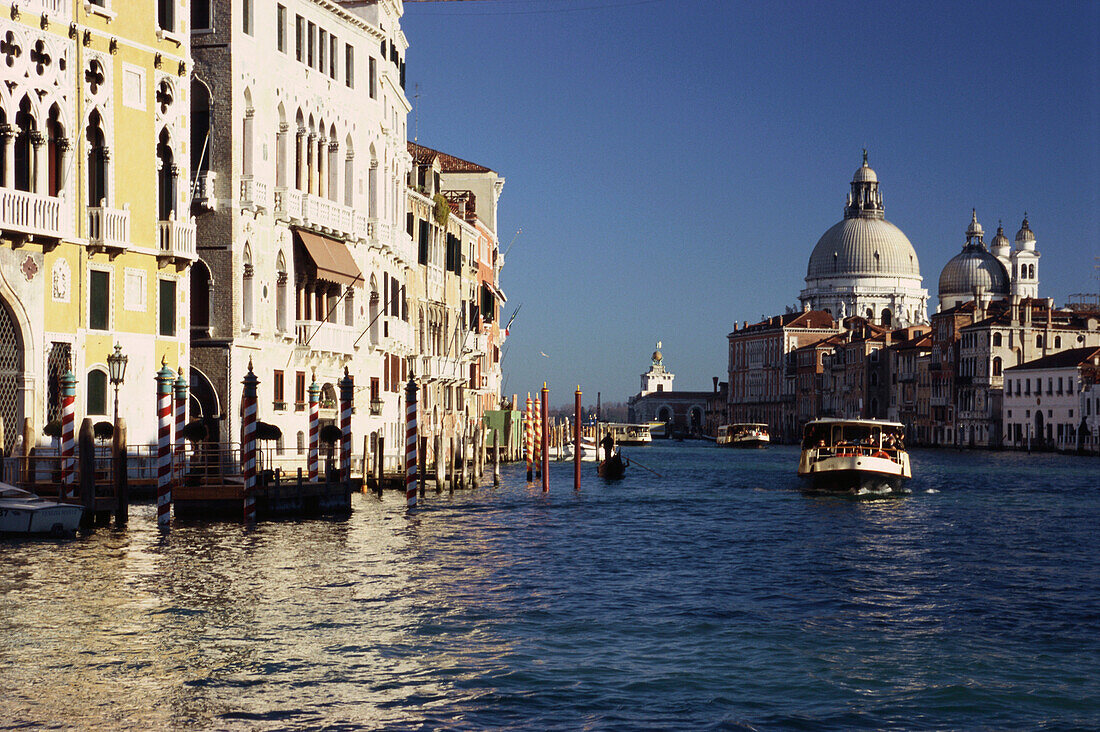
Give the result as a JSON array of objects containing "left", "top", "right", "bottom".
[{"left": 107, "top": 343, "right": 128, "bottom": 422}]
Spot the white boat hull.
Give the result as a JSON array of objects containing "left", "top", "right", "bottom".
[
  {"left": 798, "top": 451, "right": 911, "bottom": 493},
  {"left": 0, "top": 483, "right": 84, "bottom": 535}
]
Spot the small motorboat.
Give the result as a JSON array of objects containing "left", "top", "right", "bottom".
[
  {"left": 717, "top": 423, "right": 770, "bottom": 448},
  {"left": 0, "top": 482, "right": 84, "bottom": 535}
]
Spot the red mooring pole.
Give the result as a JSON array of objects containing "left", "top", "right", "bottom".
[
  {"left": 308, "top": 372, "right": 320, "bottom": 481},
  {"left": 540, "top": 383, "right": 549, "bottom": 492},
  {"left": 574, "top": 386, "right": 582, "bottom": 490},
  {"left": 405, "top": 376, "right": 419, "bottom": 508},
  {"left": 156, "top": 358, "right": 175, "bottom": 529},
  {"left": 60, "top": 366, "right": 76, "bottom": 500},
  {"left": 525, "top": 393, "right": 533, "bottom": 482},
  {"left": 241, "top": 360, "right": 258, "bottom": 524}
]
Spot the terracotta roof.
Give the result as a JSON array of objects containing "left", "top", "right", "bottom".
[
  {"left": 1004, "top": 346, "right": 1100, "bottom": 372},
  {"left": 407, "top": 141, "right": 493, "bottom": 173},
  {"left": 731, "top": 310, "right": 836, "bottom": 336}
]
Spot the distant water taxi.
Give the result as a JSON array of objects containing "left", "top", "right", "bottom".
[
  {"left": 603, "top": 422, "right": 653, "bottom": 446},
  {"left": 717, "top": 423, "right": 770, "bottom": 448},
  {"left": 797, "top": 418, "right": 910, "bottom": 494}
]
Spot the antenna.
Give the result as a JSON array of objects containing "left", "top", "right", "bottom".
[{"left": 502, "top": 228, "right": 522, "bottom": 259}]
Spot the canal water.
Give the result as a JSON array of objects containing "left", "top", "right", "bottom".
[{"left": 2, "top": 443, "right": 1098, "bottom": 730}]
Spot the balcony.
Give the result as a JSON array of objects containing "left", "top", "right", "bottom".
[
  {"left": 87, "top": 204, "right": 130, "bottom": 256},
  {"left": 192, "top": 171, "right": 217, "bottom": 211},
  {"left": 240, "top": 176, "right": 269, "bottom": 211},
  {"left": 0, "top": 188, "right": 67, "bottom": 240},
  {"left": 420, "top": 354, "right": 465, "bottom": 383},
  {"left": 157, "top": 214, "right": 197, "bottom": 265},
  {"left": 273, "top": 187, "right": 305, "bottom": 223},
  {"left": 296, "top": 319, "right": 357, "bottom": 356}
]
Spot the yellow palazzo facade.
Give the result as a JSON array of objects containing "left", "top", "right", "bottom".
[{"left": 0, "top": 0, "right": 193, "bottom": 452}]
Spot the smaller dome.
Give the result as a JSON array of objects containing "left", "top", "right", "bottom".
[
  {"left": 966, "top": 209, "right": 983, "bottom": 237},
  {"left": 938, "top": 248, "right": 1010, "bottom": 299},
  {"left": 851, "top": 148, "right": 878, "bottom": 183},
  {"left": 1015, "top": 214, "right": 1035, "bottom": 244},
  {"left": 991, "top": 223, "right": 1010, "bottom": 251}
]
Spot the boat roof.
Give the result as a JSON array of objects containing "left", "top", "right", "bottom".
[
  {"left": 804, "top": 418, "right": 905, "bottom": 428},
  {"left": 722, "top": 423, "right": 768, "bottom": 428}
]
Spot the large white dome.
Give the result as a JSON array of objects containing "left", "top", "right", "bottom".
[{"left": 807, "top": 217, "right": 920, "bottom": 279}]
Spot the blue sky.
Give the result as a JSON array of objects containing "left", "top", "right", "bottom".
[{"left": 401, "top": 0, "right": 1099, "bottom": 407}]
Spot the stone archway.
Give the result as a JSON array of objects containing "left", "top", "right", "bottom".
[{"left": 0, "top": 297, "right": 25, "bottom": 454}]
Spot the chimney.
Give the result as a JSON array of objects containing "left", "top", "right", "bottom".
[{"left": 713, "top": 376, "right": 719, "bottom": 393}]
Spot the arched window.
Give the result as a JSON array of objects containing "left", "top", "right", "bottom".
[
  {"left": 87, "top": 110, "right": 108, "bottom": 206},
  {"left": 992, "top": 332, "right": 1002, "bottom": 347},
  {"left": 865, "top": 308, "right": 874, "bottom": 320},
  {"left": 1036, "top": 335, "right": 1043, "bottom": 348},
  {"left": 1028, "top": 264, "right": 1035, "bottom": 279},
  {"left": 1054, "top": 336, "right": 1061, "bottom": 349},
  {"left": 275, "top": 251, "right": 288, "bottom": 332},
  {"left": 46, "top": 106, "right": 65, "bottom": 197},
  {"left": 297, "top": 430, "right": 305, "bottom": 454},
  {"left": 242, "top": 245, "right": 254, "bottom": 330},
  {"left": 294, "top": 110, "right": 305, "bottom": 190},
  {"left": 344, "top": 135, "right": 354, "bottom": 206},
  {"left": 344, "top": 287, "right": 354, "bottom": 327},
  {"left": 13, "top": 96, "right": 35, "bottom": 192},
  {"left": 191, "top": 260, "right": 212, "bottom": 335},
  {"left": 191, "top": 81, "right": 211, "bottom": 176},
  {"left": 87, "top": 369, "right": 108, "bottom": 415},
  {"left": 327, "top": 124, "right": 338, "bottom": 201},
  {"left": 368, "top": 147, "right": 378, "bottom": 219},
  {"left": 993, "top": 357, "right": 1002, "bottom": 377},
  {"left": 881, "top": 308, "right": 892, "bottom": 327},
  {"left": 157, "top": 128, "right": 176, "bottom": 220},
  {"left": 369, "top": 276, "right": 379, "bottom": 344}
]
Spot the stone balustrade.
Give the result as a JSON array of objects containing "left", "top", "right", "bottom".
[
  {"left": 157, "top": 214, "right": 197, "bottom": 263},
  {"left": 87, "top": 204, "right": 130, "bottom": 252},
  {"left": 0, "top": 188, "right": 67, "bottom": 239},
  {"left": 296, "top": 319, "right": 358, "bottom": 356}
]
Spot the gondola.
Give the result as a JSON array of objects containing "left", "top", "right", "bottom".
[{"left": 597, "top": 451, "right": 627, "bottom": 480}]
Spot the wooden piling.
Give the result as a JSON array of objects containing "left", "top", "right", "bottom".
[
  {"left": 78, "top": 418, "right": 95, "bottom": 529},
  {"left": 21, "top": 418, "right": 32, "bottom": 489},
  {"left": 419, "top": 436, "right": 427, "bottom": 498},
  {"left": 493, "top": 428, "right": 500, "bottom": 486},
  {"left": 362, "top": 434, "right": 370, "bottom": 491},
  {"left": 114, "top": 419, "right": 128, "bottom": 526},
  {"left": 574, "top": 387, "right": 582, "bottom": 490},
  {"left": 434, "top": 432, "right": 443, "bottom": 493},
  {"left": 503, "top": 411, "right": 513, "bottom": 463},
  {"left": 375, "top": 434, "right": 385, "bottom": 496}
]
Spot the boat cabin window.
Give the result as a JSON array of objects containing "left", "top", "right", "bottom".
[{"left": 802, "top": 423, "right": 904, "bottom": 449}]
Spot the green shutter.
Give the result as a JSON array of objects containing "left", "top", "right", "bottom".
[
  {"left": 159, "top": 279, "right": 176, "bottom": 336},
  {"left": 89, "top": 270, "right": 109, "bottom": 330}
]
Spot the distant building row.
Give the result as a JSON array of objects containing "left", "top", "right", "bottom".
[{"left": 725, "top": 156, "right": 1100, "bottom": 452}]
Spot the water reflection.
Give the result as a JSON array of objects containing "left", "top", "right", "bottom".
[{"left": 2, "top": 446, "right": 1099, "bottom": 729}]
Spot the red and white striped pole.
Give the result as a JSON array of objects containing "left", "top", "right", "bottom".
[
  {"left": 541, "top": 382, "right": 550, "bottom": 492},
  {"left": 405, "top": 375, "right": 419, "bottom": 508},
  {"left": 241, "top": 360, "right": 259, "bottom": 524},
  {"left": 339, "top": 367, "right": 353, "bottom": 481},
  {"left": 308, "top": 372, "right": 320, "bottom": 481},
  {"left": 174, "top": 368, "right": 187, "bottom": 477},
  {"left": 156, "top": 358, "right": 175, "bottom": 529},
  {"left": 533, "top": 392, "right": 542, "bottom": 478},
  {"left": 60, "top": 366, "right": 76, "bottom": 500},
  {"left": 524, "top": 393, "right": 534, "bottom": 482}
]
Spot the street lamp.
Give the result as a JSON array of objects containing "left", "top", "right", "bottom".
[{"left": 107, "top": 343, "right": 128, "bottom": 422}]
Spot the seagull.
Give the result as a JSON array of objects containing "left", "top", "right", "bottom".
[{"left": 539, "top": 351, "right": 549, "bottom": 358}]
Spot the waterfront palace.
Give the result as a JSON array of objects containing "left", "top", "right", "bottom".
[
  {"left": 726, "top": 154, "right": 1100, "bottom": 452},
  {"left": 0, "top": 1, "right": 506, "bottom": 467}
]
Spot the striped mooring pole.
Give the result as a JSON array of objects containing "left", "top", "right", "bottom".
[
  {"left": 540, "top": 383, "right": 550, "bottom": 492},
  {"left": 524, "top": 393, "right": 533, "bottom": 482},
  {"left": 174, "top": 368, "right": 187, "bottom": 472},
  {"left": 241, "top": 359, "right": 259, "bottom": 524},
  {"left": 308, "top": 372, "right": 320, "bottom": 481},
  {"left": 339, "top": 368, "right": 354, "bottom": 481},
  {"left": 528, "top": 394, "right": 536, "bottom": 479},
  {"left": 156, "top": 358, "right": 175, "bottom": 529},
  {"left": 60, "top": 365, "right": 76, "bottom": 500},
  {"left": 405, "top": 376, "right": 419, "bottom": 508}
]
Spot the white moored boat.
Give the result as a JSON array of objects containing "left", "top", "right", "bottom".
[
  {"left": 797, "top": 419, "right": 911, "bottom": 494},
  {"left": 0, "top": 483, "right": 84, "bottom": 535},
  {"left": 717, "top": 423, "right": 770, "bottom": 448}
]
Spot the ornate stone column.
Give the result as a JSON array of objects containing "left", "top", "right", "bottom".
[
  {"left": 317, "top": 136, "right": 327, "bottom": 199},
  {"left": 0, "top": 124, "right": 15, "bottom": 188},
  {"left": 30, "top": 131, "right": 46, "bottom": 195},
  {"left": 296, "top": 128, "right": 307, "bottom": 191}
]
